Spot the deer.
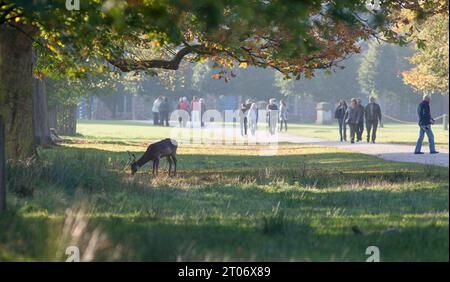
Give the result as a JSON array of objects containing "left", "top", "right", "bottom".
[{"left": 129, "top": 138, "right": 178, "bottom": 177}]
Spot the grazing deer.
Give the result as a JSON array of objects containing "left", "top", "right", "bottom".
[{"left": 129, "top": 138, "right": 178, "bottom": 176}]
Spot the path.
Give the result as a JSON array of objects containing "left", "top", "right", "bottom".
[{"left": 278, "top": 132, "right": 449, "bottom": 167}]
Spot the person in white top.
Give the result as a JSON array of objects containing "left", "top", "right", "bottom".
[
  {"left": 279, "top": 99, "right": 288, "bottom": 132},
  {"left": 247, "top": 103, "right": 258, "bottom": 136},
  {"left": 152, "top": 96, "right": 162, "bottom": 125}
]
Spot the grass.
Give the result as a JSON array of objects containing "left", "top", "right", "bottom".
[
  {"left": 287, "top": 123, "right": 449, "bottom": 148},
  {"left": 0, "top": 120, "right": 448, "bottom": 261}
]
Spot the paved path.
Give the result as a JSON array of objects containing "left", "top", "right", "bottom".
[{"left": 278, "top": 133, "right": 449, "bottom": 167}]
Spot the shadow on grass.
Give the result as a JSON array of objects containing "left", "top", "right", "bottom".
[{"left": 0, "top": 210, "right": 448, "bottom": 261}]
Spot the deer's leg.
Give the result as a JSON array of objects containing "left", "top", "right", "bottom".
[
  {"left": 167, "top": 156, "right": 173, "bottom": 176},
  {"left": 155, "top": 158, "right": 160, "bottom": 175},
  {"left": 152, "top": 161, "right": 156, "bottom": 176},
  {"left": 171, "top": 155, "right": 177, "bottom": 176}
]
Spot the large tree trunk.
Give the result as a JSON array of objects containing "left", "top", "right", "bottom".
[
  {"left": 32, "top": 48, "right": 53, "bottom": 147},
  {"left": 32, "top": 76, "right": 54, "bottom": 146},
  {"left": 0, "top": 25, "right": 37, "bottom": 159},
  {"left": 0, "top": 115, "right": 5, "bottom": 214}
]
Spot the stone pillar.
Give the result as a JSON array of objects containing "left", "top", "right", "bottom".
[{"left": 316, "top": 102, "right": 332, "bottom": 124}]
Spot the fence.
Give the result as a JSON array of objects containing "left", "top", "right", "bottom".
[{"left": 383, "top": 113, "right": 449, "bottom": 130}]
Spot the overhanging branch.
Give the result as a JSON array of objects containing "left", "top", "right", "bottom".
[{"left": 108, "top": 44, "right": 208, "bottom": 72}]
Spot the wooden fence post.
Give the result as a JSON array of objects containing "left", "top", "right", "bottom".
[{"left": 0, "top": 114, "right": 6, "bottom": 214}]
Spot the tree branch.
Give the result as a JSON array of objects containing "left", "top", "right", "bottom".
[{"left": 108, "top": 44, "right": 208, "bottom": 72}]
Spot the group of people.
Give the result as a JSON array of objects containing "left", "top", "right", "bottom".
[
  {"left": 239, "top": 98, "right": 288, "bottom": 136},
  {"left": 334, "top": 94, "right": 440, "bottom": 155},
  {"left": 177, "top": 96, "right": 207, "bottom": 127},
  {"left": 152, "top": 95, "right": 209, "bottom": 127},
  {"left": 334, "top": 96, "right": 382, "bottom": 143},
  {"left": 152, "top": 96, "right": 171, "bottom": 126}
]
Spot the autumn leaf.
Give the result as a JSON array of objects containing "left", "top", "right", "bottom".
[{"left": 238, "top": 62, "right": 248, "bottom": 68}]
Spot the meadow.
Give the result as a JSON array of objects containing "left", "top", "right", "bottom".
[{"left": 0, "top": 121, "right": 448, "bottom": 261}]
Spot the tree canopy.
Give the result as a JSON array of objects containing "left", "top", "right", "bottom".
[{"left": 2, "top": 0, "right": 447, "bottom": 80}]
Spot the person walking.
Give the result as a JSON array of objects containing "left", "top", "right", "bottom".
[
  {"left": 239, "top": 99, "right": 252, "bottom": 136},
  {"left": 199, "top": 98, "right": 207, "bottom": 127},
  {"left": 344, "top": 98, "right": 359, "bottom": 144},
  {"left": 414, "top": 94, "right": 439, "bottom": 154},
  {"left": 364, "top": 96, "right": 382, "bottom": 143},
  {"left": 266, "top": 98, "right": 278, "bottom": 135},
  {"left": 356, "top": 98, "right": 365, "bottom": 142},
  {"left": 279, "top": 99, "right": 288, "bottom": 132},
  {"left": 158, "top": 97, "right": 170, "bottom": 126},
  {"left": 191, "top": 96, "right": 201, "bottom": 127},
  {"left": 334, "top": 100, "right": 347, "bottom": 142},
  {"left": 152, "top": 96, "right": 162, "bottom": 125},
  {"left": 247, "top": 103, "right": 258, "bottom": 136},
  {"left": 177, "top": 97, "right": 190, "bottom": 127}
]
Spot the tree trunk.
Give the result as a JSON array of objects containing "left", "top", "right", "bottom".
[
  {"left": 48, "top": 107, "right": 58, "bottom": 129},
  {"left": 57, "top": 104, "right": 77, "bottom": 136},
  {"left": 32, "top": 76, "right": 54, "bottom": 146},
  {"left": 0, "top": 115, "right": 5, "bottom": 214},
  {"left": 0, "top": 25, "right": 37, "bottom": 159}
]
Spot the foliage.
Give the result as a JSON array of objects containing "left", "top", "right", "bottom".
[
  {"left": 402, "top": 13, "right": 449, "bottom": 93},
  {"left": 2, "top": 0, "right": 447, "bottom": 81},
  {"left": 274, "top": 72, "right": 295, "bottom": 97},
  {"left": 358, "top": 40, "right": 380, "bottom": 97}
]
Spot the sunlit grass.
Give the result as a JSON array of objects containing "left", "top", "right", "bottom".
[{"left": 74, "top": 120, "right": 449, "bottom": 148}]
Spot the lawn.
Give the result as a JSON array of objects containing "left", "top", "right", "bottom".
[
  {"left": 75, "top": 120, "right": 449, "bottom": 148},
  {"left": 0, "top": 121, "right": 448, "bottom": 261}
]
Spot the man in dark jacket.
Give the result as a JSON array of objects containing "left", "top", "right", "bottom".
[
  {"left": 356, "top": 99, "right": 365, "bottom": 142},
  {"left": 334, "top": 100, "right": 347, "bottom": 142},
  {"left": 344, "top": 98, "right": 359, "bottom": 144},
  {"left": 414, "top": 94, "right": 439, "bottom": 154},
  {"left": 158, "top": 97, "right": 170, "bottom": 126},
  {"left": 364, "top": 96, "right": 382, "bottom": 143}
]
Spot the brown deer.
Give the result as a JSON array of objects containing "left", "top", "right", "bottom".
[{"left": 129, "top": 138, "right": 178, "bottom": 176}]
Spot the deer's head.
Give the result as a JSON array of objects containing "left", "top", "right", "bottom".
[{"left": 127, "top": 151, "right": 138, "bottom": 175}]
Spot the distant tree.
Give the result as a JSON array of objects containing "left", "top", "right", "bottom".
[
  {"left": 402, "top": 13, "right": 449, "bottom": 93},
  {"left": 274, "top": 72, "right": 295, "bottom": 97},
  {"left": 358, "top": 41, "right": 381, "bottom": 97}
]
